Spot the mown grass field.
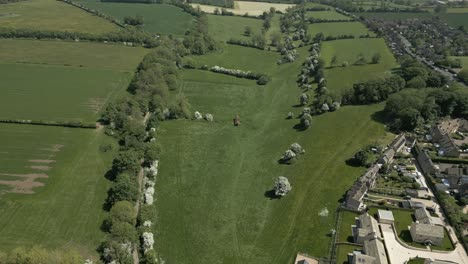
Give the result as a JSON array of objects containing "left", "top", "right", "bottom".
[
  {"left": 306, "top": 11, "right": 350, "bottom": 20},
  {"left": 451, "top": 56, "right": 468, "bottom": 69},
  {"left": 74, "top": 0, "right": 195, "bottom": 36},
  {"left": 186, "top": 44, "right": 280, "bottom": 73},
  {"left": 447, "top": 8, "right": 468, "bottom": 13},
  {"left": 0, "top": 39, "right": 148, "bottom": 71},
  {"left": 308, "top": 22, "right": 373, "bottom": 37},
  {"left": 321, "top": 38, "right": 398, "bottom": 97},
  {"left": 155, "top": 39, "right": 393, "bottom": 262},
  {"left": 0, "top": 0, "right": 118, "bottom": 34},
  {"left": 355, "top": 12, "right": 434, "bottom": 20},
  {"left": 0, "top": 63, "right": 133, "bottom": 123},
  {"left": 438, "top": 13, "right": 468, "bottom": 28},
  {"left": 0, "top": 123, "right": 116, "bottom": 259},
  {"left": 208, "top": 14, "right": 264, "bottom": 42}
]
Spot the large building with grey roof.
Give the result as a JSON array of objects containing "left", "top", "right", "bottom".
[{"left": 410, "top": 223, "right": 444, "bottom": 246}]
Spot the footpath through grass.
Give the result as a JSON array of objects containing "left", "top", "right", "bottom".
[
  {"left": 0, "top": 0, "right": 118, "bottom": 34},
  {"left": 0, "top": 124, "right": 116, "bottom": 260}
]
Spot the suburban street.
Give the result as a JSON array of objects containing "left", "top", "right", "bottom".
[{"left": 381, "top": 223, "right": 468, "bottom": 264}]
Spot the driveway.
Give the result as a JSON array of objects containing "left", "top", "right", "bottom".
[{"left": 380, "top": 223, "right": 468, "bottom": 264}]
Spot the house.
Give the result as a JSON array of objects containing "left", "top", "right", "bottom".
[
  {"left": 345, "top": 164, "right": 381, "bottom": 211},
  {"left": 424, "top": 259, "right": 457, "bottom": 264},
  {"left": 349, "top": 251, "right": 375, "bottom": 264},
  {"left": 378, "top": 148, "right": 395, "bottom": 165},
  {"left": 410, "top": 223, "right": 444, "bottom": 246},
  {"left": 405, "top": 188, "right": 419, "bottom": 198},
  {"left": 416, "top": 151, "right": 436, "bottom": 175},
  {"left": 438, "top": 134, "right": 459, "bottom": 157},
  {"left": 414, "top": 208, "right": 432, "bottom": 224},
  {"left": 377, "top": 210, "right": 394, "bottom": 224},
  {"left": 363, "top": 237, "right": 389, "bottom": 264},
  {"left": 400, "top": 200, "right": 425, "bottom": 209},
  {"left": 353, "top": 213, "right": 381, "bottom": 244},
  {"left": 390, "top": 134, "right": 406, "bottom": 152}
]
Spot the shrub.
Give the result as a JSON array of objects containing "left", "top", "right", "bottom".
[
  {"left": 274, "top": 176, "right": 292, "bottom": 197},
  {"left": 257, "top": 75, "right": 271, "bottom": 85}
]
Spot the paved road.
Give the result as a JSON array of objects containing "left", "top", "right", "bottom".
[{"left": 381, "top": 223, "right": 468, "bottom": 264}]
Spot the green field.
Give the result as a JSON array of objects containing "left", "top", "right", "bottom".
[
  {"left": 74, "top": 0, "right": 195, "bottom": 36},
  {"left": 447, "top": 8, "right": 468, "bottom": 13},
  {"left": 438, "top": 13, "right": 468, "bottom": 28},
  {"left": 0, "top": 0, "right": 118, "bottom": 34},
  {"left": 355, "top": 12, "right": 434, "bottom": 20},
  {"left": 337, "top": 211, "right": 359, "bottom": 243},
  {"left": 187, "top": 44, "right": 280, "bottom": 73},
  {"left": 155, "top": 41, "right": 392, "bottom": 263},
  {"left": 0, "top": 63, "right": 133, "bottom": 123},
  {"left": 208, "top": 14, "right": 264, "bottom": 42},
  {"left": 308, "top": 22, "right": 373, "bottom": 37},
  {"left": 321, "top": 38, "right": 397, "bottom": 97},
  {"left": 0, "top": 39, "right": 148, "bottom": 71},
  {"left": 451, "top": 56, "right": 468, "bottom": 69},
  {"left": 0, "top": 123, "right": 116, "bottom": 259},
  {"left": 306, "top": 11, "right": 350, "bottom": 20}
]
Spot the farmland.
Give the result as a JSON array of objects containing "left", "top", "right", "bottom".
[
  {"left": 0, "top": 123, "right": 116, "bottom": 258},
  {"left": 0, "top": 0, "right": 118, "bottom": 34},
  {"left": 306, "top": 11, "right": 350, "bottom": 20},
  {"left": 207, "top": 15, "right": 263, "bottom": 42},
  {"left": 355, "top": 12, "right": 434, "bottom": 20},
  {"left": 74, "top": 0, "right": 195, "bottom": 36},
  {"left": 191, "top": 0, "right": 295, "bottom": 16},
  {"left": 308, "top": 22, "right": 374, "bottom": 37}
]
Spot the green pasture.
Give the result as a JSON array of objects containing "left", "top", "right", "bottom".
[
  {"left": 0, "top": 0, "right": 118, "bottom": 34},
  {"left": 0, "top": 123, "right": 116, "bottom": 259},
  {"left": 208, "top": 14, "right": 264, "bottom": 42},
  {"left": 155, "top": 46, "right": 392, "bottom": 263},
  {"left": 438, "top": 13, "right": 468, "bottom": 28},
  {"left": 74, "top": 0, "right": 195, "bottom": 36},
  {"left": 308, "top": 22, "right": 373, "bottom": 37},
  {"left": 306, "top": 11, "right": 350, "bottom": 20},
  {"left": 186, "top": 44, "right": 280, "bottom": 74},
  {"left": 355, "top": 12, "right": 434, "bottom": 20},
  {"left": 447, "top": 8, "right": 468, "bottom": 13},
  {"left": 0, "top": 63, "right": 132, "bottom": 123},
  {"left": 0, "top": 39, "right": 148, "bottom": 71}
]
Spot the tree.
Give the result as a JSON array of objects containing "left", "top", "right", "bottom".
[
  {"left": 407, "top": 76, "right": 427, "bottom": 88},
  {"left": 109, "top": 173, "right": 139, "bottom": 204},
  {"left": 113, "top": 150, "right": 141, "bottom": 173},
  {"left": 124, "top": 15, "right": 144, "bottom": 26},
  {"left": 244, "top": 26, "right": 252, "bottom": 36},
  {"left": 458, "top": 69, "right": 468, "bottom": 85},
  {"left": 400, "top": 108, "right": 422, "bottom": 131},
  {"left": 331, "top": 55, "right": 338, "bottom": 66},
  {"left": 274, "top": 176, "right": 292, "bottom": 197},
  {"left": 353, "top": 149, "right": 371, "bottom": 167},
  {"left": 355, "top": 53, "right": 367, "bottom": 65},
  {"left": 251, "top": 34, "right": 266, "bottom": 49},
  {"left": 109, "top": 201, "right": 136, "bottom": 226},
  {"left": 270, "top": 31, "right": 282, "bottom": 47},
  {"left": 300, "top": 93, "right": 309, "bottom": 106},
  {"left": 371, "top": 53, "right": 381, "bottom": 64},
  {"left": 263, "top": 18, "right": 271, "bottom": 30},
  {"left": 111, "top": 221, "right": 138, "bottom": 243}
]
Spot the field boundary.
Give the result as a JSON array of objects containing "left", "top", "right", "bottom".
[
  {"left": 0, "top": 119, "right": 96, "bottom": 129},
  {"left": 58, "top": 0, "right": 126, "bottom": 28}
]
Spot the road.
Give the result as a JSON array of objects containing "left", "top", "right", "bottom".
[{"left": 381, "top": 223, "right": 468, "bottom": 264}]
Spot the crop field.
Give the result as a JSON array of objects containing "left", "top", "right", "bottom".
[
  {"left": 208, "top": 15, "right": 263, "bottom": 42},
  {"left": 0, "top": 39, "right": 148, "bottom": 71},
  {"left": 186, "top": 44, "right": 280, "bottom": 73},
  {"left": 308, "top": 22, "right": 373, "bottom": 37},
  {"left": 447, "top": 8, "right": 468, "bottom": 13},
  {"left": 155, "top": 41, "right": 393, "bottom": 263},
  {"left": 0, "top": 63, "right": 133, "bottom": 123},
  {"left": 0, "top": 123, "right": 116, "bottom": 258},
  {"left": 306, "top": 11, "right": 350, "bottom": 20},
  {"left": 438, "top": 13, "right": 468, "bottom": 28},
  {"left": 0, "top": 0, "right": 118, "bottom": 34},
  {"left": 74, "top": 0, "right": 195, "bottom": 36},
  {"left": 191, "top": 0, "right": 295, "bottom": 16}
]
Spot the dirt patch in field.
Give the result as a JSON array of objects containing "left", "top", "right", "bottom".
[
  {"left": 29, "top": 159, "right": 56, "bottom": 163},
  {"left": 29, "top": 165, "right": 52, "bottom": 171},
  {"left": 0, "top": 13, "right": 20, "bottom": 18},
  {"left": 191, "top": 1, "right": 295, "bottom": 16},
  {"left": 0, "top": 173, "right": 49, "bottom": 194},
  {"left": 41, "top": 144, "right": 64, "bottom": 152},
  {"left": 84, "top": 97, "right": 106, "bottom": 114}
]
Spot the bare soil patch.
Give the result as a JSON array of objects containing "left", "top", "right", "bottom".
[
  {"left": 29, "top": 165, "right": 52, "bottom": 171},
  {"left": 29, "top": 159, "right": 56, "bottom": 163},
  {"left": 191, "top": 1, "right": 294, "bottom": 16},
  {"left": 0, "top": 173, "right": 49, "bottom": 193}
]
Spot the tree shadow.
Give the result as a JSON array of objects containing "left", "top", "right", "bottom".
[
  {"left": 345, "top": 158, "right": 362, "bottom": 167},
  {"left": 370, "top": 110, "right": 388, "bottom": 125},
  {"left": 264, "top": 190, "right": 280, "bottom": 200},
  {"left": 337, "top": 193, "right": 347, "bottom": 203},
  {"left": 100, "top": 218, "right": 111, "bottom": 233},
  {"left": 104, "top": 168, "right": 118, "bottom": 181},
  {"left": 292, "top": 104, "right": 303, "bottom": 108},
  {"left": 293, "top": 123, "right": 306, "bottom": 131}
]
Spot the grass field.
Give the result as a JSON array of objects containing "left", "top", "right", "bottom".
[
  {"left": 0, "top": 0, "right": 118, "bottom": 34},
  {"left": 155, "top": 42, "right": 393, "bottom": 263},
  {"left": 438, "top": 13, "right": 468, "bottom": 28},
  {"left": 355, "top": 12, "right": 434, "bottom": 20},
  {"left": 208, "top": 14, "right": 264, "bottom": 42},
  {"left": 308, "top": 22, "right": 373, "bottom": 37},
  {"left": 0, "top": 123, "right": 116, "bottom": 259},
  {"left": 0, "top": 63, "right": 133, "bottom": 123},
  {"left": 321, "top": 38, "right": 397, "bottom": 97},
  {"left": 337, "top": 211, "right": 359, "bottom": 243},
  {"left": 74, "top": 0, "right": 194, "bottom": 36},
  {"left": 306, "top": 11, "right": 350, "bottom": 20},
  {"left": 336, "top": 244, "right": 362, "bottom": 264},
  {"left": 451, "top": 56, "right": 468, "bottom": 69},
  {"left": 447, "top": 8, "right": 468, "bottom": 13},
  {"left": 186, "top": 44, "right": 280, "bottom": 73},
  {"left": 0, "top": 39, "right": 148, "bottom": 71}
]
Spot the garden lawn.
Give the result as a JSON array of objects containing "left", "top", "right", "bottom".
[
  {"left": 0, "top": 39, "right": 148, "bottom": 71},
  {"left": 207, "top": 14, "right": 263, "bottom": 42},
  {"left": 336, "top": 244, "right": 362, "bottom": 264},
  {"left": 308, "top": 22, "right": 373, "bottom": 37},
  {"left": 306, "top": 11, "right": 350, "bottom": 20},
  {"left": 186, "top": 44, "right": 280, "bottom": 74},
  {"left": 0, "top": 0, "right": 118, "bottom": 34},
  {"left": 337, "top": 211, "right": 359, "bottom": 243},
  {"left": 451, "top": 56, "right": 468, "bottom": 70},
  {"left": 73, "top": 0, "right": 195, "bottom": 36},
  {"left": 0, "top": 63, "right": 133, "bottom": 123},
  {"left": 0, "top": 123, "right": 116, "bottom": 259},
  {"left": 155, "top": 55, "right": 392, "bottom": 263}
]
